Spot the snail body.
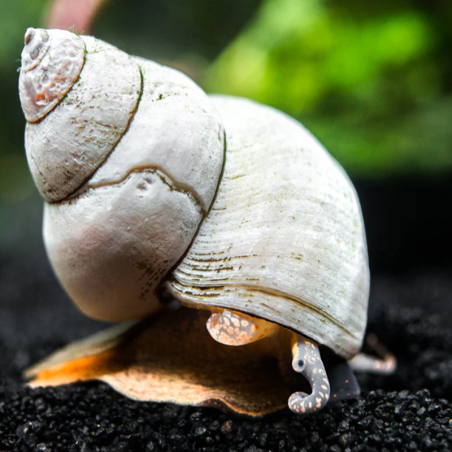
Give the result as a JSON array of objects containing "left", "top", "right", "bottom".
[{"left": 20, "top": 29, "right": 388, "bottom": 417}]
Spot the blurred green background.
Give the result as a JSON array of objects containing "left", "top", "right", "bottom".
[{"left": 0, "top": 0, "right": 451, "bottom": 208}]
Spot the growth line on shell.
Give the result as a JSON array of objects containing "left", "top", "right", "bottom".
[
  {"left": 47, "top": 64, "right": 145, "bottom": 204},
  {"left": 83, "top": 165, "right": 206, "bottom": 215},
  {"left": 159, "top": 127, "right": 228, "bottom": 289}
]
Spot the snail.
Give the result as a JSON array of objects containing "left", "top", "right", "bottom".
[{"left": 19, "top": 28, "right": 395, "bottom": 417}]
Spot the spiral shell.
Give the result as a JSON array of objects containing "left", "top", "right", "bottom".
[
  {"left": 20, "top": 29, "right": 225, "bottom": 321},
  {"left": 19, "top": 29, "right": 368, "bottom": 358}
]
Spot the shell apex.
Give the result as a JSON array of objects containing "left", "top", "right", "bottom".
[{"left": 19, "top": 28, "right": 85, "bottom": 123}]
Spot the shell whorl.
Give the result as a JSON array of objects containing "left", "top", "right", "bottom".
[
  {"left": 19, "top": 28, "right": 85, "bottom": 123},
  {"left": 19, "top": 29, "right": 225, "bottom": 322},
  {"left": 23, "top": 31, "right": 142, "bottom": 203},
  {"left": 167, "top": 96, "right": 369, "bottom": 359}
]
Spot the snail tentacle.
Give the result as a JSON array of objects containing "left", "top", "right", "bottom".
[
  {"left": 289, "top": 334, "right": 330, "bottom": 415},
  {"left": 348, "top": 333, "right": 397, "bottom": 375}
]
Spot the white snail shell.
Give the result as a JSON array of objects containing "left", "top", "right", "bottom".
[
  {"left": 20, "top": 29, "right": 369, "bottom": 359},
  {"left": 20, "top": 28, "right": 224, "bottom": 321},
  {"left": 166, "top": 96, "right": 369, "bottom": 358}
]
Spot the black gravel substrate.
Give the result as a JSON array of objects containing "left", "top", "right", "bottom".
[{"left": 1, "top": 190, "right": 452, "bottom": 451}]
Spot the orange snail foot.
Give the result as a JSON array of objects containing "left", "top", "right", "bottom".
[{"left": 24, "top": 307, "right": 304, "bottom": 417}]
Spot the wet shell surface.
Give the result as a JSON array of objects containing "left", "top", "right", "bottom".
[
  {"left": 167, "top": 95, "right": 369, "bottom": 359},
  {"left": 20, "top": 29, "right": 225, "bottom": 322}
]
